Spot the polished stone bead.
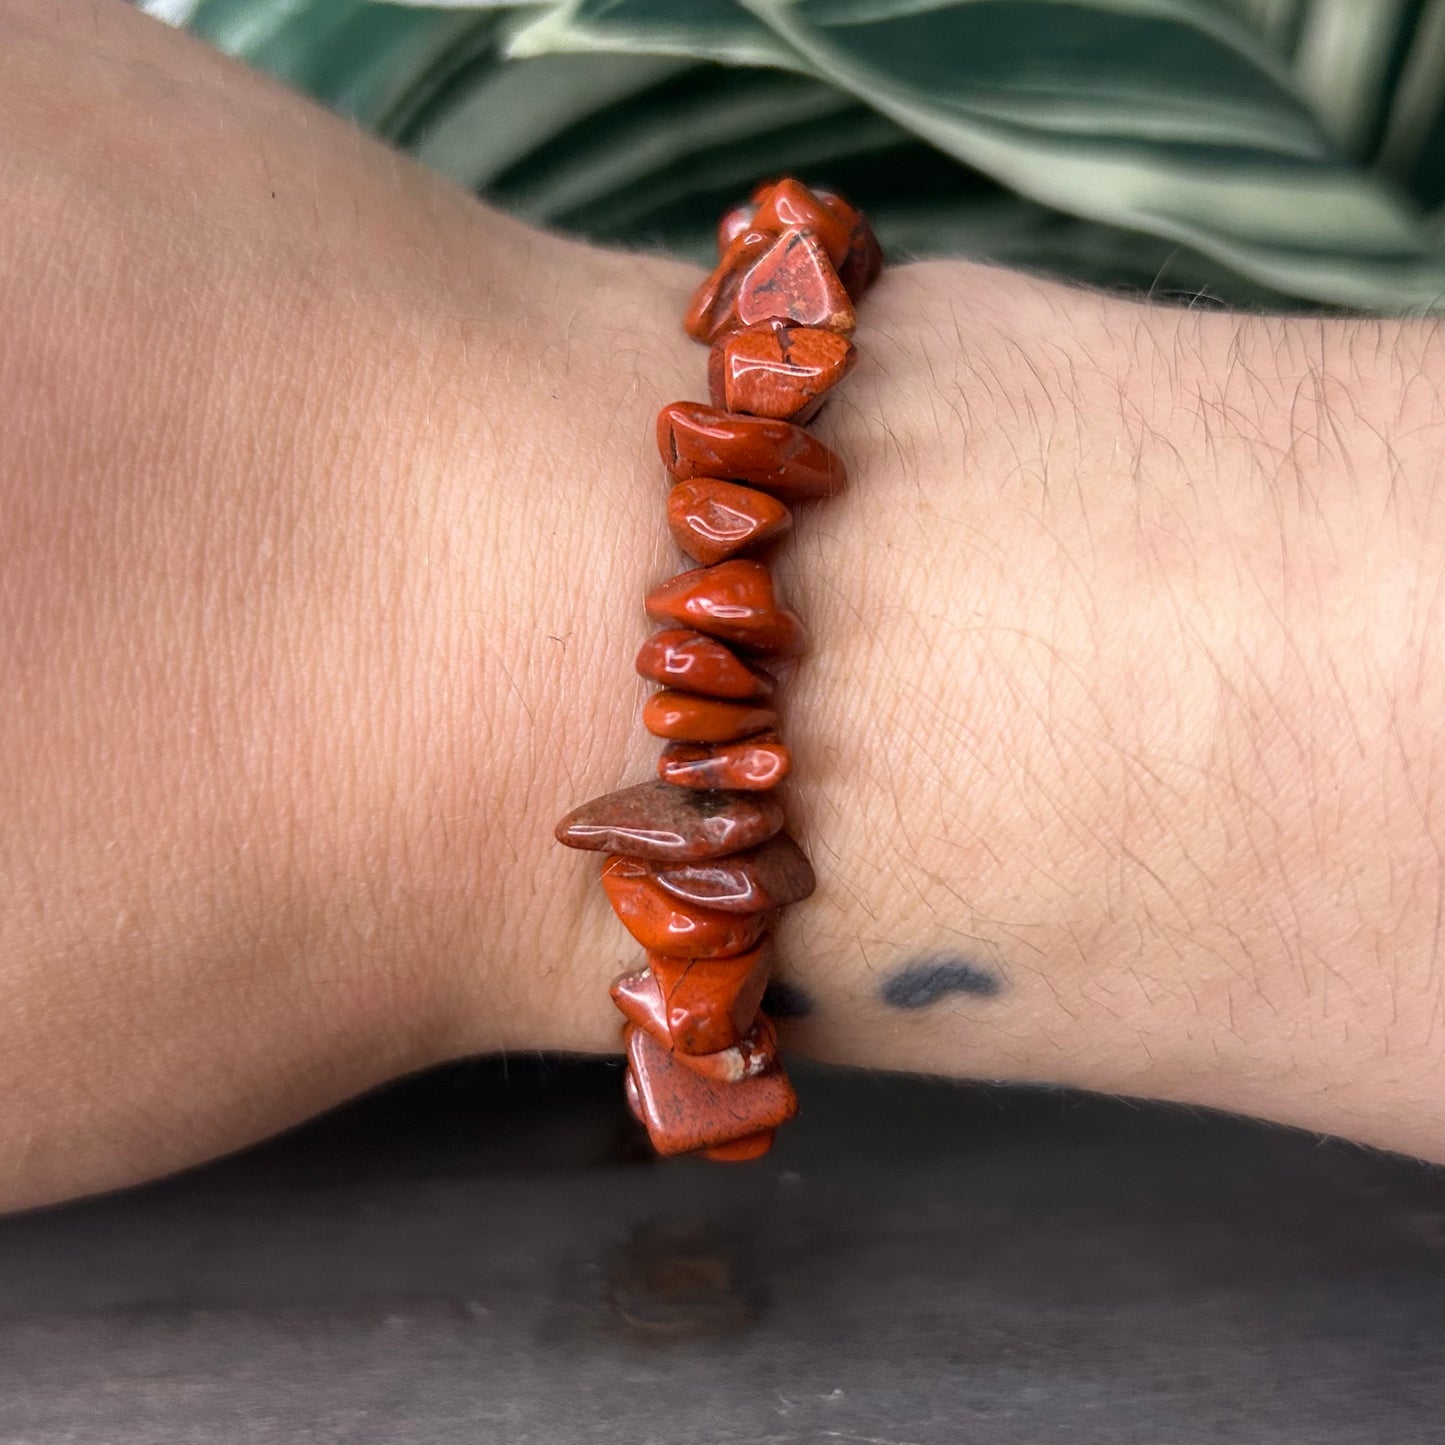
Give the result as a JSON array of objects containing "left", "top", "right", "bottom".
[
  {"left": 648, "top": 833, "right": 816, "bottom": 913},
  {"left": 601, "top": 854, "right": 767, "bottom": 957},
  {"left": 554, "top": 780, "right": 783, "bottom": 859},
  {"left": 666, "top": 479, "right": 792, "bottom": 566},
  {"left": 734, "top": 227, "right": 855, "bottom": 336},
  {"left": 818, "top": 189, "right": 884, "bottom": 298},
  {"left": 657, "top": 401, "right": 846, "bottom": 500},
  {"left": 717, "top": 202, "right": 757, "bottom": 251},
  {"left": 657, "top": 732, "right": 791, "bottom": 791},
  {"left": 675, "top": 1014, "right": 779, "bottom": 1084},
  {"left": 625, "top": 1024, "right": 798, "bottom": 1155},
  {"left": 699, "top": 1129, "right": 777, "bottom": 1162},
  {"left": 610, "top": 966, "right": 671, "bottom": 1046},
  {"left": 709, "top": 322, "right": 856, "bottom": 423},
  {"left": 635, "top": 628, "right": 774, "bottom": 700},
  {"left": 645, "top": 560, "right": 806, "bottom": 657},
  {"left": 684, "top": 228, "right": 774, "bottom": 344},
  {"left": 642, "top": 690, "right": 776, "bottom": 743},
  {"left": 752, "top": 178, "right": 853, "bottom": 267},
  {"left": 612, "top": 943, "right": 771, "bottom": 1055},
  {"left": 647, "top": 946, "right": 771, "bottom": 1054}
]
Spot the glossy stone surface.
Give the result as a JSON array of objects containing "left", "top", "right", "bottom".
[
  {"left": 648, "top": 833, "right": 816, "bottom": 913},
  {"left": 601, "top": 855, "right": 767, "bottom": 958},
  {"left": 642, "top": 690, "right": 776, "bottom": 743},
  {"left": 645, "top": 560, "right": 806, "bottom": 657},
  {"left": 625, "top": 1024, "right": 798, "bottom": 1156},
  {"left": 684, "top": 228, "right": 774, "bottom": 344},
  {"left": 709, "top": 323, "right": 856, "bottom": 422},
  {"left": 819, "top": 189, "right": 884, "bottom": 298},
  {"left": 734, "top": 227, "right": 855, "bottom": 336},
  {"left": 635, "top": 627, "right": 775, "bottom": 700},
  {"left": 610, "top": 966, "right": 671, "bottom": 1047},
  {"left": 666, "top": 479, "right": 792, "bottom": 566},
  {"left": 675, "top": 1014, "right": 779, "bottom": 1084},
  {"left": 699, "top": 1128, "right": 777, "bottom": 1162},
  {"left": 717, "top": 202, "right": 757, "bottom": 251},
  {"left": 612, "top": 943, "right": 772, "bottom": 1056},
  {"left": 657, "top": 402, "right": 847, "bottom": 501},
  {"left": 647, "top": 946, "right": 771, "bottom": 1055},
  {"left": 554, "top": 780, "right": 783, "bottom": 859},
  {"left": 658, "top": 732, "right": 791, "bottom": 791},
  {"left": 752, "top": 178, "right": 854, "bottom": 267}
]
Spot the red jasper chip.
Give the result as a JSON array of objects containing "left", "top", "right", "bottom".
[
  {"left": 685, "top": 228, "right": 775, "bottom": 344},
  {"left": 752, "top": 178, "right": 852, "bottom": 267},
  {"left": 818, "top": 189, "right": 884, "bottom": 298},
  {"left": 667, "top": 479, "right": 792, "bottom": 566},
  {"left": 657, "top": 401, "right": 846, "bottom": 501},
  {"left": 611, "top": 945, "right": 772, "bottom": 1056},
  {"left": 733, "top": 227, "right": 854, "bottom": 336},
  {"left": 700, "top": 1129, "right": 777, "bottom": 1162},
  {"left": 611, "top": 967, "right": 671, "bottom": 1047},
  {"left": 674, "top": 1014, "right": 779, "bottom": 1085},
  {"left": 647, "top": 946, "right": 772, "bottom": 1054},
  {"left": 709, "top": 322, "right": 856, "bottom": 422},
  {"left": 642, "top": 690, "right": 776, "bottom": 743},
  {"left": 601, "top": 854, "right": 767, "bottom": 958},
  {"left": 645, "top": 559, "right": 807, "bottom": 657},
  {"left": 555, "top": 780, "right": 783, "bottom": 860},
  {"left": 647, "top": 834, "right": 816, "bottom": 914},
  {"left": 717, "top": 202, "right": 757, "bottom": 252},
  {"left": 625, "top": 1024, "right": 797, "bottom": 1155},
  {"left": 635, "top": 627, "right": 775, "bottom": 699},
  {"left": 658, "top": 732, "right": 791, "bottom": 791}
]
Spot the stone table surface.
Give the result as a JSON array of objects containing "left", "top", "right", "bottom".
[{"left": 1, "top": 1058, "right": 1442, "bottom": 1444}]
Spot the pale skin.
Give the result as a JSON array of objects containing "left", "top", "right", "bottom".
[{"left": 2, "top": 0, "right": 1443, "bottom": 1213}]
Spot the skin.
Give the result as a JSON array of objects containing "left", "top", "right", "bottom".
[{"left": 2, "top": 0, "right": 1443, "bottom": 1212}]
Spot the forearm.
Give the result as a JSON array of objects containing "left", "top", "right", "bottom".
[
  {"left": 4, "top": 0, "right": 1444, "bottom": 1214},
  {"left": 472, "top": 262, "right": 1445, "bottom": 1162}
]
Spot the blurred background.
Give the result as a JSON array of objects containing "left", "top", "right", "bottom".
[
  {"left": 5, "top": 4, "right": 1445, "bottom": 1441},
  {"left": 148, "top": 0, "right": 1445, "bottom": 310}
]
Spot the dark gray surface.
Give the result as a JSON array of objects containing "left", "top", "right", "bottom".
[{"left": 1, "top": 1059, "right": 1442, "bottom": 1444}]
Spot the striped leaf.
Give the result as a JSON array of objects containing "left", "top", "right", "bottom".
[{"left": 509, "top": 0, "right": 1445, "bottom": 310}]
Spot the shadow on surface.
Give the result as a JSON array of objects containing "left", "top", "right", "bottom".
[{"left": 1, "top": 1059, "right": 1443, "bottom": 1444}]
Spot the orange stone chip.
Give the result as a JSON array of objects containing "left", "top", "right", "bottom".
[
  {"left": 625, "top": 1024, "right": 798, "bottom": 1155},
  {"left": 674, "top": 1014, "right": 780, "bottom": 1085},
  {"left": 667, "top": 479, "right": 792, "bottom": 566},
  {"left": 709, "top": 322, "right": 856, "bottom": 422},
  {"left": 733, "top": 227, "right": 854, "bottom": 336},
  {"left": 699, "top": 1129, "right": 778, "bottom": 1162},
  {"left": 647, "top": 834, "right": 815, "bottom": 913},
  {"left": 645, "top": 560, "right": 806, "bottom": 657},
  {"left": 650, "top": 945, "right": 771, "bottom": 1054},
  {"left": 635, "top": 627, "right": 775, "bottom": 699},
  {"left": 657, "top": 401, "right": 846, "bottom": 500},
  {"left": 642, "top": 690, "right": 776, "bottom": 743},
  {"left": 685, "top": 228, "right": 775, "bottom": 344},
  {"left": 555, "top": 780, "right": 783, "bottom": 859},
  {"left": 612, "top": 943, "right": 771, "bottom": 1056},
  {"left": 658, "top": 732, "right": 791, "bottom": 791},
  {"left": 601, "top": 854, "right": 767, "bottom": 958}
]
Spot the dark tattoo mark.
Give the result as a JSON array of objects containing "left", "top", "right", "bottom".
[
  {"left": 761, "top": 979, "right": 814, "bottom": 1019},
  {"left": 880, "top": 955, "right": 1002, "bottom": 1010}
]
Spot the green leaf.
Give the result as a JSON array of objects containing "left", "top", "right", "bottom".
[
  {"left": 506, "top": 0, "right": 799, "bottom": 69},
  {"left": 737, "top": 0, "right": 1445, "bottom": 310}
]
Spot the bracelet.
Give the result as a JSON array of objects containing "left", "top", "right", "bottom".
[{"left": 555, "top": 179, "right": 882, "bottom": 1161}]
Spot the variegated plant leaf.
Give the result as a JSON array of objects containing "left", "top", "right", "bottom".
[
  {"left": 738, "top": 0, "right": 1445, "bottom": 310},
  {"left": 506, "top": 0, "right": 798, "bottom": 69},
  {"left": 506, "top": 0, "right": 1445, "bottom": 310}
]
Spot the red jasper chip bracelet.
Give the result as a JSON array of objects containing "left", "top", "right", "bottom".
[{"left": 555, "top": 179, "right": 881, "bottom": 1161}]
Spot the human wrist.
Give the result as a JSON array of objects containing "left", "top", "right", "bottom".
[{"left": 776, "top": 262, "right": 1445, "bottom": 1156}]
